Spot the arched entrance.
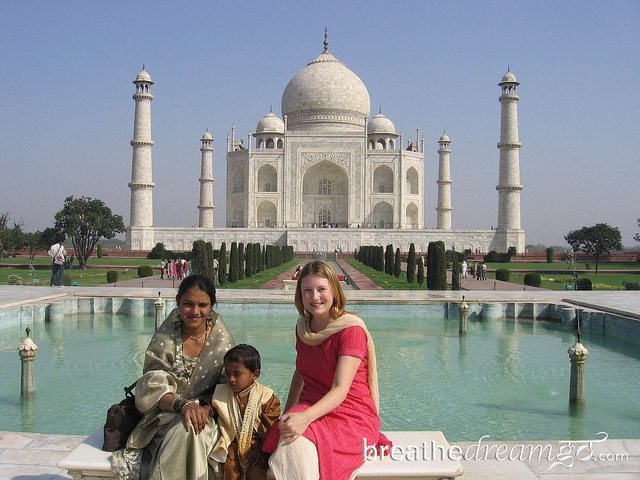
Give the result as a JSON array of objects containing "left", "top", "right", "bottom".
[{"left": 302, "top": 161, "right": 349, "bottom": 227}]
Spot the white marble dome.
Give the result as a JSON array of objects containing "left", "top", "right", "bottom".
[
  {"left": 439, "top": 132, "right": 450, "bottom": 142},
  {"left": 135, "top": 69, "right": 153, "bottom": 83},
  {"left": 367, "top": 113, "right": 396, "bottom": 135},
  {"left": 256, "top": 111, "right": 285, "bottom": 134},
  {"left": 281, "top": 50, "right": 370, "bottom": 131},
  {"left": 201, "top": 130, "right": 213, "bottom": 140},
  {"left": 500, "top": 70, "right": 518, "bottom": 84}
]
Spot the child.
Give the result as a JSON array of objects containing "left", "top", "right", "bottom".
[{"left": 210, "top": 344, "right": 281, "bottom": 480}]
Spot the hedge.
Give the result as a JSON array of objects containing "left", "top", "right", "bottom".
[
  {"left": 576, "top": 278, "right": 592, "bottom": 291},
  {"left": 106, "top": 270, "right": 119, "bottom": 283},
  {"left": 138, "top": 265, "right": 154, "bottom": 278},
  {"left": 524, "top": 272, "right": 541, "bottom": 287},
  {"left": 495, "top": 268, "right": 510, "bottom": 281}
]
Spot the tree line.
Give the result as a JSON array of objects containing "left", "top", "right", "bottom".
[{"left": 355, "top": 241, "right": 456, "bottom": 290}]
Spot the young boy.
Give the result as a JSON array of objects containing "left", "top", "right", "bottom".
[{"left": 210, "top": 344, "right": 281, "bottom": 480}]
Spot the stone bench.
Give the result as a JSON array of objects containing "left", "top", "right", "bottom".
[{"left": 59, "top": 430, "right": 463, "bottom": 479}]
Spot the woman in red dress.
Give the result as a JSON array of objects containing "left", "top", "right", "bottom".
[{"left": 266, "top": 261, "right": 390, "bottom": 479}]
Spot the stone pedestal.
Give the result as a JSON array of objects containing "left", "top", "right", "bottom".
[
  {"left": 568, "top": 341, "right": 589, "bottom": 405},
  {"left": 18, "top": 336, "right": 38, "bottom": 397}
]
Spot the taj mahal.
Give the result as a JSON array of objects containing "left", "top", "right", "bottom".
[{"left": 126, "top": 34, "right": 524, "bottom": 254}]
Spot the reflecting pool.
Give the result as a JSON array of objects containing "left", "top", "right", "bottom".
[{"left": 1, "top": 303, "right": 639, "bottom": 441}]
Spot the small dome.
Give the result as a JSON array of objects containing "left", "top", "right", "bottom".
[
  {"left": 367, "top": 113, "right": 396, "bottom": 135},
  {"left": 135, "top": 68, "right": 153, "bottom": 83},
  {"left": 439, "top": 132, "right": 450, "bottom": 142},
  {"left": 256, "top": 112, "right": 285, "bottom": 134},
  {"left": 500, "top": 70, "right": 518, "bottom": 84},
  {"left": 201, "top": 131, "right": 213, "bottom": 141}
]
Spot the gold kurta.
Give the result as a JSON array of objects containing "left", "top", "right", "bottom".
[{"left": 211, "top": 383, "right": 281, "bottom": 480}]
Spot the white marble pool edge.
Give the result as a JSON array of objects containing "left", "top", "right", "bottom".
[{"left": 1, "top": 286, "right": 639, "bottom": 479}]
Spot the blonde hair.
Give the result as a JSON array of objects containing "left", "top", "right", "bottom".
[{"left": 294, "top": 260, "right": 347, "bottom": 320}]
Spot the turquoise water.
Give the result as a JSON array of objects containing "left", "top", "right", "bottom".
[{"left": 0, "top": 303, "right": 639, "bottom": 441}]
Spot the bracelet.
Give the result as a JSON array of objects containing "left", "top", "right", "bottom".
[
  {"left": 171, "top": 396, "right": 183, "bottom": 413},
  {"left": 180, "top": 399, "right": 198, "bottom": 413}
]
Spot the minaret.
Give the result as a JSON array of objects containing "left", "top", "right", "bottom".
[
  {"left": 198, "top": 130, "right": 214, "bottom": 228},
  {"left": 496, "top": 68, "right": 522, "bottom": 232},
  {"left": 436, "top": 132, "right": 452, "bottom": 230},
  {"left": 128, "top": 68, "right": 154, "bottom": 228}
]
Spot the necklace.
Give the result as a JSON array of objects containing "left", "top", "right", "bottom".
[{"left": 182, "top": 324, "right": 209, "bottom": 344}]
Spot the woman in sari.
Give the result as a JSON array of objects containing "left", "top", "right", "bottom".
[{"left": 112, "top": 274, "right": 235, "bottom": 480}]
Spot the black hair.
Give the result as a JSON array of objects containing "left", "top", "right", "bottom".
[
  {"left": 176, "top": 274, "right": 217, "bottom": 306},
  {"left": 223, "top": 344, "right": 261, "bottom": 372}
]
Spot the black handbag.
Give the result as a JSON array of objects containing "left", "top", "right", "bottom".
[{"left": 102, "top": 381, "right": 142, "bottom": 452}]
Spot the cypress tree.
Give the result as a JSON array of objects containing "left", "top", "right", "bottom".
[
  {"left": 417, "top": 255, "right": 425, "bottom": 286},
  {"left": 406, "top": 243, "right": 416, "bottom": 283},
  {"left": 204, "top": 241, "right": 214, "bottom": 283},
  {"left": 434, "top": 241, "right": 447, "bottom": 290},
  {"left": 393, "top": 248, "right": 401, "bottom": 278},
  {"left": 245, "top": 243, "right": 252, "bottom": 277},
  {"left": 238, "top": 243, "right": 245, "bottom": 280},
  {"left": 256, "top": 243, "right": 263, "bottom": 272},
  {"left": 385, "top": 244, "right": 394, "bottom": 275},
  {"left": 191, "top": 240, "right": 205, "bottom": 275},
  {"left": 218, "top": 242, "right": 227, "bottom": 285},
  {"left": 426, "top": 241, "right": 436, "bottom": 289},
  {"left": 377, "top": 246, "right": 384, "bottom": 272},
  {"left": 451, "top": 249, "right": 461, "bottom": 290},
  {"left": 228, "top": 242, "right": 238, "bottom": 282}
]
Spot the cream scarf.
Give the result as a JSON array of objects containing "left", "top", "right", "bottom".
[{"left": 296, "top": 313, "right": 380, "bottom": 412}]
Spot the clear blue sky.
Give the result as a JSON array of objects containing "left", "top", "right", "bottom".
[{"left": 1, "top": 1, "right": 638, "bottom": 247}]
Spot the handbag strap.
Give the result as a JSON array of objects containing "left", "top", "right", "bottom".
[{"left": 124, "top": 380, "right": 138, "bottom": 398}]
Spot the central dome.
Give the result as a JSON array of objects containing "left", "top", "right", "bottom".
[{"left": 281, "top": 49, "right": 370, "bottom": 132}]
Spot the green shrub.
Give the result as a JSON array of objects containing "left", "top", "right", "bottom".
[
  {"left": 585, "top": 263, "right": 591, "bottom": 270},
  {"left": 495, "top": 268, "right": 510, "bottom": 281},
  {"left": 484, "top": 251, "right": 511, "bottom": 263},
  {"left": 148, "top": 242, "right": 167, "bottom": 259},
  {"left": 576, "top": 278, "right": 592, "bottom": 290},
  {"left": 97, "top": 244, "right": 104, "bottom": 259},
  {"left": 623, "top": 282, "right": 640, "bottom": 290},
  {"left": 106, "top": 270, "right": 119, "bottom": 283},
  {"left": 138, "top": 265, "right": 154, "bottom": 278},
  {"left": 64, "top": 275, "right": 74, "bottom": 286},
  {"left": 8, "top": 274, "right": 23, "bottom": 285},
  {"left": 545, "top": 247, "right": 554, "bottom": 263},
  {"left": 524, "top": 272, "right": 542, "bottom": 287}
]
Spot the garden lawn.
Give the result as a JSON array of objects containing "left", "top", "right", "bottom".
[
  {"left": 345, "top": 259, "right": 426, "bottom": 290},
  {"left": 506, "top": 272, "right": 640, "bottom": 291},
  {"left": 0, "top": 266, "right": 144, "bottom": 286},
  {"left": 222, "top": 260, "right": 299, "bottom": 289}
]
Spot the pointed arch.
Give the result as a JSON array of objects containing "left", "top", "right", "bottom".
[
  {"left": 374, "top": 165, "right": 394, "bottom": 193},
  {"left": 257, "top": 200, "right": 277, "bottom": 228},
  {"left": 406, "top": 167, "right": 419, "bottom": 194},
  {"left": 257, "top": 165, "right": 277, "bottom": 192},
  {"left": 405, "top": 202, "right": 418, "bottom": 228},
  {"left": 372, "top": 201, "right": 393, "bottom": 229},
  {"left": 302, "top": 160, "right": 348, "bottom": 227}
]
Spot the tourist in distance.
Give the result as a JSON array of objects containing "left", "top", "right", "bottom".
[
  {"left": 210, "top": 344, "right": 281, "bottom": 479},
  {"left": 112, "top": 274, "right": 235, "bottom": 480},
  {"left": 266, "top": 260, "right": 391, "bottom": 479},
  {"left": 48, "top": 236, "right": 67, "bottom": 287}
]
